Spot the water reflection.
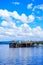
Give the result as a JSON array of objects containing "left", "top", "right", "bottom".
[{"left": 0, "top": 45, "right": 43, "bottom": 65}]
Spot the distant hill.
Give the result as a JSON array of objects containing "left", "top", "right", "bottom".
[{"left": 0, "top": 41, "right": 11, "bottom": 44}]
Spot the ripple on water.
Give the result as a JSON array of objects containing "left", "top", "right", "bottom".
[{"left": 0, "top": 45, "right": 43, "bottom": 65}]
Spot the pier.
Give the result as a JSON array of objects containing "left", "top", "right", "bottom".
[{"left": 9, "top": 41, "right": 43, "bottom": 48}]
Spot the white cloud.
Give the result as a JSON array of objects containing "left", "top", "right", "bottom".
[
  {"left": 0, "top": 21, "right": 43, "bottom": 41},
  {"left": 11, "top": 11, "right": 20, "bottom": 20},
  {"left": 0, "top": 9, "right": 10, "bottom": 17},
  {"left": 12, "top": 2, "right": 20, "bottom": 5},
  {"left": 0, "top": 9, "right": 43, "bottom": 41},
  {"left": 36, "top": 16, "right": 42, "bottom": 20},
  {"left": 20, "top": 14, "right": 27, "bottom": 22},
  {"left": 27, "top": 3, "right": 33, "bottom": 9},
  {"left": 27, "top": 15, "right": 35, "bottom": 22},
  {"left": 1, "top": 21, "right": 8, "bottom": 26},
  {"left": 39, "top": 4, "right": 43, "bottom": 10},
  {"left": 11, "top": 11, "right": 35, "bottom": 23},
  {"left": 0, "top": 9, "right": 35, "bottom": 23},
  {"left": 33, "top": 4, "right": 43, "bottom": 11}
]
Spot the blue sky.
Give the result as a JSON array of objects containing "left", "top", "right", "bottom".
[{"left": 0, "top": 0, "right": 43, "bottom": 41}]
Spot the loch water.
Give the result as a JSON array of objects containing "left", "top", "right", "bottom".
[{"left": 0, "top": 44, "right": 43, "bottom": 65}]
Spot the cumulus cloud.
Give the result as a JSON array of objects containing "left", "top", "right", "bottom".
[
  {"left": 27, "top": 3, "right": 33, "bottom": 9},
  {"left": 0, "top": 9, "right": 43, "bottom": 41},
  {"left": 1, "top": 21, "right": 8, "bottom": 26},
  {"left": 11, "top": 11, "right": 20, "bottom": 20},
  {"left": 12, "top": 2, "right": 20, "bottom": 5},
  {"left": 0, "top": 21, "right": 43, "bottom": 41},
  {"left": 36, "top": 16, "right": 42, "bottom": 20},
  {"left": 27, "top": 15, "right": 35, "bottom": 22},
  {"left": 33, "top": 4, "right": 43, "bottom": 11},
  {"left": 11, "top": 11, "right": 35, "bottom": 23},
  {"left": 0, "top": 9, "right": 10, "bottom": 17},
  {"left": 0, "top": 9, "right": 35, "bottom": 23}
]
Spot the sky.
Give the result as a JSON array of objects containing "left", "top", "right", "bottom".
[{"left": 0, "top": 0, "right": 43, "bottom": 41}]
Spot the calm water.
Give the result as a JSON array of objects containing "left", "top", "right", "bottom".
[{"left": 0, "top": 45, "right": 43, "bottom": 65}]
